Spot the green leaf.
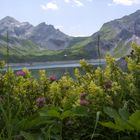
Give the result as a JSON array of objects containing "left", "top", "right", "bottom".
[
  {"left": 115, "top": 118, "right": 134, "bottom": 131},
  {"left": 103, "top": 107, "right": 120, "bottom": 119},
  {"left": 119, "top": 107, "right": 129, "bottom": 121},
  {"left": 17, "top": 114, "right": 53, "bottom": 130},
  {"left": 100, "top": 121, "right": 123, "bottom": 131},
  {"left": 61, "top": 110, "right": 74, "bottom": 120},
  {"left": 91, "top": 111, "right": 101, "bottom": 139},
  {"left": 128, "top": 110, "right": 140, "bottom": 131},
  {"left": 120, "top": 136, "right": 133, "bottom": 140},
  {"left": 119, "top": 104, "right": 130, "bottom": 121},
  {"left": 40, "top": 109, "right": 60, "bottom": 119},
  {"left": 73, "top": 106, "right": 89, "bottom": 117},
  {"left": 20, "top": 131, "right": 34, "bottom": 140}
]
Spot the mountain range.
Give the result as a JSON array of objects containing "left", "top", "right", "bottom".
[{"left": 0, "top": 10, "right": 140, "bottom": 63}]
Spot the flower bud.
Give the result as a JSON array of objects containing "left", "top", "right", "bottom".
[{"left": 36, "top": 97, "right": 46, "bottom": 108}]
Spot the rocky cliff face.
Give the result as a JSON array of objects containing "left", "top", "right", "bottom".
[
  {"left": 0, "top": 16, "right": 33, "bottom": 38},
  {"left": 28, "top": 22, "right": 71, "bottom": 50},
  {"left": 0, "top": 16, "right": 71, "bottom": 50}
]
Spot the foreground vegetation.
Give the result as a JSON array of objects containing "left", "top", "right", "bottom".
[{"left": 0, "top": 43, "right": 140, "bottom": 140}]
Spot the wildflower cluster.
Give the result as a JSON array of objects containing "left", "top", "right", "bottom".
[{"left": 0, "top": 44, "right": 139, "bottom": 140}]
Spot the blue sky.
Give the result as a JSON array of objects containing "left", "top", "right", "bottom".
[{"left": 0, "top": 0, "right": 140, "bottom": 36}]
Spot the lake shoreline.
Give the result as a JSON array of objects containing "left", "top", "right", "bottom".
[
  {"left": 4, "top": 59, "right": 107, "bottom": 68},
  {"left": 2, "top": 59, "right": 108, "bottom": 71}
]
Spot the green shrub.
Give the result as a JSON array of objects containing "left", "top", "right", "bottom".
[{"left": 0, "top": 43, "right": 140, "bottom": 139}]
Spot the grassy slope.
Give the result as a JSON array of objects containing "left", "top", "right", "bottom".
[
  {"left": 113, "top": 41, "right": 131, "bottom": 58},
  {"left": 0, "top": 36, "right": 95, "bottom": 62}
]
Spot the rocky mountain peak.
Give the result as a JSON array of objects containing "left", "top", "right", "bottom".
[
  {"left": 0, "top": 16, "right": 20, "bottom": 26},
  {"left": 0, "top": 16, "right": 34, "bottom": 38},
  {"left": 28, "top": 22, "right": 70, "bottom": 50},
  {"left": 37, "top": 22, "right": 46, "bottom": 27},
  {"left": 35, "top": 22, "right": 55, "bottom": 32}
]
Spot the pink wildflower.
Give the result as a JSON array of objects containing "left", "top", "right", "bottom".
[
  {"left": 16, "top": 70, "right": 26, "bottom": 77},
  {"left": 80, "top": 93, "right": 87, "bottom": 99},
  {"left": 49, "top": 75, "right": 57, "bottom": 82},
  {"left": 36, "top": 97, "right": 46, "bottom": 108},
  {"left": 80, "top": 99, "right": 89, "bottom": 106}
]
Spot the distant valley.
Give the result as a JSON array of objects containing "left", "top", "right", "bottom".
[{"left": 0, "top": 10, "right": 140, "bottom": 63}]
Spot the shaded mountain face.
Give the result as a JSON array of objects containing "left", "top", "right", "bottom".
[
  {"left": 28, "top": 22, "right": 71, "bottom": 50},
  {"left": 89, "top": 10, "right": 140, "bottom": 57},
  {"left": 0, "top": 10, "right": 140, "bottom": 62},
  {"left": 0, "top": 16, "right": 71, "bottom": 50}
]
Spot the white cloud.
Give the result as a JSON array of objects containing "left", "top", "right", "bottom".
[
  {"left": 73, "top": 0, "right": 84, "bottom": 6},
  {"left": 64, "top": 0, "right": 84, "bottom": 7},
  {"left": 64, "top": 0, "right": 93, "bottom": 7},
  {"left": 64, "top": 0, "right": 70, "bottom": 3},
  {"left": 41, "top": 2, "right": 58, "bottom": 11},
  {"left": 112, "top": 0, "right": 140, "bottom": 6}
]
